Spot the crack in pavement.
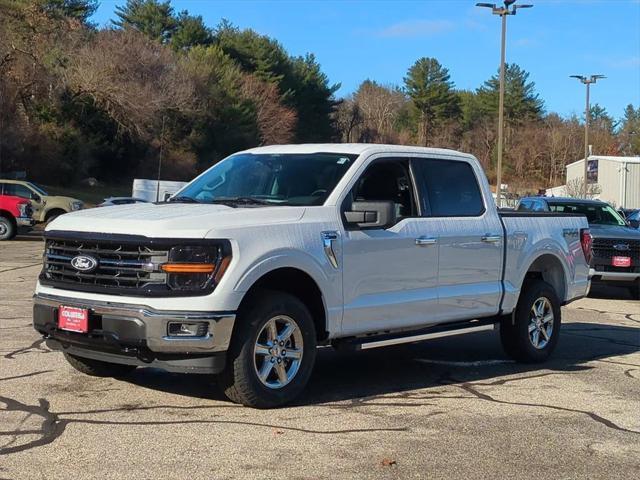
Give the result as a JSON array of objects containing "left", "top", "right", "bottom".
[
  {"left": 0, "top": 371, "right": 53, "bottom": 383},
  {"left": 0, "top": 396, "right": 410, "bottom": 455},
  {"left": 3, "top": 339, "right": 51, "bottom": 360},
  {"left": 562, "top": 331, "right": 639, "bottom": 348},
  {"left": 0, "top": 263, "right": 42, "bottom": 274},
  {"left": 452, "top": 381, "right": 640, "bottom": 436}
]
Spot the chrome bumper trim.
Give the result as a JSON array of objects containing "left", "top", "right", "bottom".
[
  {"left": 17, "top": 217, "right": 35, "bottom": 227},
  {"left": 34, "top": 293, "right": 236, "bottom": 353},
  {"left": 590, "top": 268, "right": 640, "bottom": 281}
]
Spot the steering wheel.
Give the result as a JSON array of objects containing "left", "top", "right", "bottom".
[{"left": 310, "top": 189, "right": 327, "bottom": 196}]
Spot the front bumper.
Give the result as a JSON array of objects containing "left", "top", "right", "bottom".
[
  {"left": 33, "top": 293, "right": 236, "bottom": 374},
  {"left": 589, "top": 268, "right": 640, "bottom": 284},
  {"left": 16, "top": 216, "right": 35, "bottom": 227}
]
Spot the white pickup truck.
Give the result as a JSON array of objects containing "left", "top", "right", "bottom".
[{"left": 33, "top": 144, "right": 591, "bottom": 408}]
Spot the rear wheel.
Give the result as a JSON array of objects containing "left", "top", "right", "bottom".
[
  {"left": 500, "top": 280, "right": 561, "bottom": 363},
  {"left": 218, "top": 290, "right": 317, "bottom": 408},
  {"left": 64, "top": 352, "right": 137, "bottom": 377},
  {"left": 0, "top": 215, "right": 16, "bottom": 240}
]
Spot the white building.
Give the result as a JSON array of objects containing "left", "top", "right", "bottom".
[{"left": 565, "top": 156, "right": 640, "bottom": 209}]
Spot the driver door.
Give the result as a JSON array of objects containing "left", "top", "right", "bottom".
[{"left": 340, "top": 157, "right": 439, "bottom": 336}]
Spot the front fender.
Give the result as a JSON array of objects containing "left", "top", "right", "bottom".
[{"left": 233, "top": 249, "right": 343, "bottom": 337}]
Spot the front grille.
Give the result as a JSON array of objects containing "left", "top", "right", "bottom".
[
  {"left": 42, "top": 237, "right": 169, "bottom": 293},
  {"left": 592, "top": 238, "right": 640, "bottom": 266}
]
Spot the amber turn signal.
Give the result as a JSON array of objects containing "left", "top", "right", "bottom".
[{"left": 161, "top": 263, "right": 216, "bottom": 274}]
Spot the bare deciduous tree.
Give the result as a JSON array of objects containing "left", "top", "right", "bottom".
[
  {"left": 241, "top": 75, "right": 296, "bottom": 145},
  {"left": 64, "top": 29, "right": 197, "bottom": 139}
]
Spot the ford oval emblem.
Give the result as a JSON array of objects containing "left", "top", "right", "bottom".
[
  {"left": 70, "top": 255, "right": 98, "bottom": 272},
  {"left": 613, "top": 243, "right": 630, "bottom": 251}
]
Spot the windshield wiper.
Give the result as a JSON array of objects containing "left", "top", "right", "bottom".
[
  {"left": 167, "top": 196, "right": 201, "bottom": 204},
  {"left": 210, "top": 196, "right": 274, "bottom": 206}
]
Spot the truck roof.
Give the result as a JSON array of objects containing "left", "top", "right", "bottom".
[
  {"left": 522, "top": 196, "right": 606, "bottom": 205},
  {"left": 241, "top": 143, "right": 473, "bottom": 158}
]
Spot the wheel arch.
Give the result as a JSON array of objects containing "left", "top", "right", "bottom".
[
  {"left": 521, "top": 253, "right": 567, "bottom": 304},
  {"left": 237, "top": 267, "right": 329, "bottom": 342},
  {"left": 44, "top": 208, "right": 67, "bottom": 222}
]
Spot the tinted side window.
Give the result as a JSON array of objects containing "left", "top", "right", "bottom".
[
  {"left": 4, "top": 183, "right": 33, "bottom": 199},
  {"left": 517, "top": 200, "right": 532, "bottom": 211},
  {"left": 351, "top": 159, "right": 417, "bottom": 220},
  {"left": 414, "top": 159, "right": 484, "bottom": 217}
]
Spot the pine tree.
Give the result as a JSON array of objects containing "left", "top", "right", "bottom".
[
  {"left": 476, "top": 63, "right": 544, "bottom": 124},
  {"left": 403, "top": 57, "right": 460, "bottom": 146}
]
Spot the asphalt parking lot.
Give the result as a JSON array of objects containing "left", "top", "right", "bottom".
[{"left": 1, "top": 237, "right": 639, "bottom": 479}]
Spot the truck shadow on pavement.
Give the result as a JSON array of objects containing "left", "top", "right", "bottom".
[{"left": 121, "top": 321, "right": 639, "bottom": 407}]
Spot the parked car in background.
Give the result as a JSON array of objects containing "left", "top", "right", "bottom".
[
  {"left": 98, "top": 197, "right": 149, "bottom": 207},
  {"left": 0, "top": 180, "right": 84, "bottom": 223},
  {"left": 517, "top": 197, "right": 640, "bottom": 299},
  {"left": 33, "top": 144, "right": 590, "bottom": 408},
  {"left": 0, "top": 194, "right": 34, "bottom": 240},
  {"left": 618, "top": 208, "right": 637, "bottom": 220},
  {"left": 625, "top": 209, "right": 639, "bottom": 229}
]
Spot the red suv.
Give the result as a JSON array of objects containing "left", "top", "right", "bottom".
[{"left": 0, "top": 194, "right": 35, "bottom": 240}]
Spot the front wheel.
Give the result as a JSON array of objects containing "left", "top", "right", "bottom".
[
  {"left": 500, "top": 280, "right": 561, "bottom": 363},
  {"left": 218, "top": 290, "right": 317, "bottom": 408},
  {"left": 0, "top": 216, "right": 16, "bottom": 240}
]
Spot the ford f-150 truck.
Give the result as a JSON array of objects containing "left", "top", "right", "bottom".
[
  {"left": 33, "top": 145, "right": 591, "bottom": 408},
  {"left": 0, "top": 194, "right": 34, "bottom": 240}
]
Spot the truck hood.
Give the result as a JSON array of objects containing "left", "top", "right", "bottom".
[
  {"left": 45, "top": 203, "right": 306, "bottom": 238},
  {"left": 589, "top": 224, "right": 640, "bottom": 241}
]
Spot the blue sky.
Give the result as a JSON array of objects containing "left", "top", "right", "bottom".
[{"left": 91, "top": 0, "right": 640, "bottom": 120}]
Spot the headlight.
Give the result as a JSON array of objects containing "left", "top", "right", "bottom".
[
  {"left": 71, "top": 201, "right": 83, "bottom": 211},
  {"left": 161, "top": 244, "right": 232, "bottom": 291},
  {"left": 17, "top": 202, "right": 30, "bottom": 217}
]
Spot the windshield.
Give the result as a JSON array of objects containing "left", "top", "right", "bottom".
[
  {"left": 175, "top": 153, "right": 357, "bottom": 206},
  {"left": 27, "top": 182, "right": 48, "bottom": 196},
  {"left": 548, "top": 202, "right": 627, "bottom": 226}
]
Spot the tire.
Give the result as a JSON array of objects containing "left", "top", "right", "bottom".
[
  {"left": 0, "top": 215, "right": 16, "bottom": 241},
  {"left": 500, "top": 280, "right": 561, "bottom": 363},
  {"left": 45, "top": 209, "right": 65, "bottom": 224},
  {"left": 218, "top": 290, "right": 317, "bottom": 408},
  {"left": 64, "top": 352, "right": 137, "bottom": 378}
]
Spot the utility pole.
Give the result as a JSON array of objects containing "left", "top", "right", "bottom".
[
  {"left": 570, "top": 74, "right": 605, "bottom": 198},
  {"left": 476, "top": 0, "right": 533, "bottom": 207}
]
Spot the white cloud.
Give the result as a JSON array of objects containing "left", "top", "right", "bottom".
[{"left": 376, "top": 19, "right": 454, "bottom": 38}]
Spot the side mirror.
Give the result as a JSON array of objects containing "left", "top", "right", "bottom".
[
  {"left": 344, "top": 201, "right": 396, "bottom": 229},
  {"left": 31, "top": 193, "right": 41, "bottom": 203},
  {"left": 629, "top": 219, "right": 640, "bottom": 229}
]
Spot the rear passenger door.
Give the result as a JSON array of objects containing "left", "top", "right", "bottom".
[{"left": 413, "top": 157, "right": 503, "bottom": 321}]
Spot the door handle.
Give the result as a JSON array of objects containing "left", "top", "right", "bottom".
[
  {"left": 481, "top": 235, "right": 502, "bottom": 243},
  {"left": 415, "top": 236, "right": 437, "bottom": 246}
]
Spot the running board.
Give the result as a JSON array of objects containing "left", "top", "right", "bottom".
[{"left": 335, "top": 319, "right": 497, "bottom": 351}]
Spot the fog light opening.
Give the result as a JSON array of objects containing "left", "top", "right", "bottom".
[{"left": 167, "top": 322, "right": 209, "bottom": 337}]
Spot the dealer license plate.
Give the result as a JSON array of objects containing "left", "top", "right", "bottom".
[{"left": 58, "top": 306, "right": 89, "bottom": 333}]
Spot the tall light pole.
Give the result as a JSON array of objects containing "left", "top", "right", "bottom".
[
  {"left": 477, "top": 0, "right": 533, "bottom": 207},
  {"left": 570, "top": 74, "right": 605, "bottom": 198}
]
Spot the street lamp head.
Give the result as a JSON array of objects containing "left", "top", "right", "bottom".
[
  {"left": 515, "top": 4, "right": 534, "bottom": 9},
  {"left": 504, "top": 0, "right": 517, "bottom": 5},
  {"left": 476, "top": 3, "right": 496, "bottom": 8},
  {"left": 591, "top": 74, "right": 606, "bottom": 81},
  {"left": 570, "top": 75, "right": 587, "bottom": 83}
]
